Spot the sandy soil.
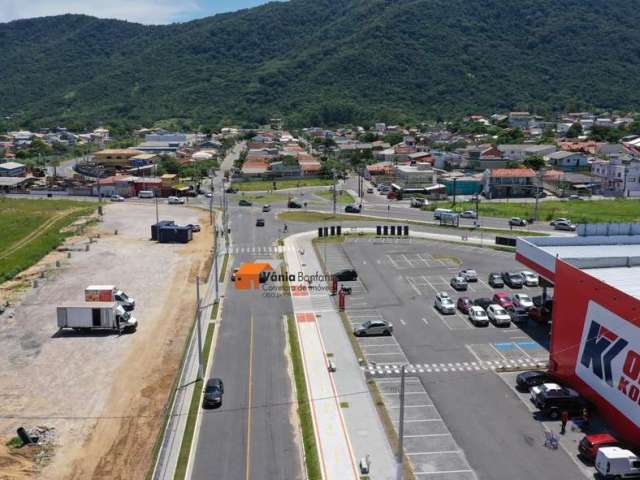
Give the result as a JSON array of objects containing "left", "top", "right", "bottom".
[{"left": 0, "top": 201, "right": 213, "bottom": 479}]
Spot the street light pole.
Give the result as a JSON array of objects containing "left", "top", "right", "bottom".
[
  {"left": 396, "top": 364, "right": 406, "bottom": 480},
  {"left": 332, "top": 170, "right": 337, "bottom": 216},
  {"left": 195, "top": 275, "right": 204, "bottom": 380}
]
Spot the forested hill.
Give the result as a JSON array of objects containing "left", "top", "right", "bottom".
[{"left": 2, "top": 0, "right": 640, "bottom": 129}]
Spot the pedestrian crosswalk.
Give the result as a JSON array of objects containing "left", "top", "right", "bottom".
[
  {"left": 364, "top": 359, "right": 548, "bottom": 377},
  {"left": 227, "top": 244, "right": 297, "bottom": 254}
]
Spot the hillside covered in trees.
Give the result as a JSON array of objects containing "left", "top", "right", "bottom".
[{"left": 2, "top": 0, "right": 640, "bottom": 129}]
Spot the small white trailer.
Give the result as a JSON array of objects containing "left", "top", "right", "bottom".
[{"left": 57, "top": 302, "right": 137, "bottom": 333}]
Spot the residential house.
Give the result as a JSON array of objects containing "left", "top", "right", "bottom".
[
  {"left": 592, "top": 159, "right": 640, "bottom": 196},
  {"left": 543, "top": 170, "right": 600, "bottom": 197},
  {"left": 482, "top": 168, "right": 536, "bottom": 199},
  {"left": 269, "top": 161, "right": 301, "bottom": 177},
  {"left": 92, "top": 149, "right": 144, "bottom": 168},
  {"left": 0, "top": 161, "right": 26, "bottom": 177},
  {"left": 393, "top": 164, "right": 437, "bottom": 189},
  {"left": 497, "top": 144, "right": 557, "bottom": 162},
  {"left": 544, "top": 151, "right": 588, "bottom": 171},
  {"left": 508, "top": 112, "right": 531, "bottom": 129},
  {"left": 92, "top": 175, "right": 136, "bottom": 197}
]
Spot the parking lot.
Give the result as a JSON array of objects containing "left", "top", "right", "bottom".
[
  {"left": 376, "top": 377, "right": 476, "bottom": 480},
  {"left": 320, "top": 236, "right": 584, "bottom": 480}
]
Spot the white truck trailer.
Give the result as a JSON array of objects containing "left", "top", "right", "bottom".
[
  {"left": 57, "top": 302, "right": 138, "bottom": 333},
  {"left": 85, "top": 285, "right": 135, "bottom": 311}
]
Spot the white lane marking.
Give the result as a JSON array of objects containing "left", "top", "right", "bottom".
[
  {"left": 400, "top": 319, "right": 407, "bottom": 326},
  {"left": 422, "top": 317, "right": 428, "bottom": 325}
]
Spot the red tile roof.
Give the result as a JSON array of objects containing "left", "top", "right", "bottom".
[{"left": 490, "top": 168, "right": 536, "bottom": 178}]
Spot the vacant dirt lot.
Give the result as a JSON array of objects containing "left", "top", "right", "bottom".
[{"left": 0, "top": 201, "right": 212, "bottom": 479}]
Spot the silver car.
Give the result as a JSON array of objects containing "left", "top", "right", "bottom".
[
  {"left": 354, "top": 320, "right": 393, "bottom": 337},
  {"left": 434, "top": 293, "right": 456, "bottom": 314},
  {"left": 459, "top": 269, "right": 478, "bottom": 282}
]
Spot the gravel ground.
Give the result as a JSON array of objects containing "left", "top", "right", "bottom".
[{"left": 0, "top": 202, "right": 212, "bottom": 479}]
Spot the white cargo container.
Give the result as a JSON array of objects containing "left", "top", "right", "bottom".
[
  {"left": 85, "top": 285, "right": 135, "bottom": 310},
  {"left": 57, "top": 302, "right": 137, "bottom": 333}
]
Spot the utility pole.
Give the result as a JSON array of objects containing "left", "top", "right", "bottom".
[
  {"left": 534, "top": 170, "right": 543, "bottom": 221},
  {"left": 452, "top": 178, "right": 457, "bottom": 206},
  {"left": 396, "top": 364, "right": 406, "bottom": 480},
  {"left": 332, "top": 170, "right": 337, "bottom": 216},
  {"left": 209, "top": 171, "right": 214, "bottom": 226},
  {"left": 195, "top": 276, "right": 204, "bottom": 380},
  {"left": 214, "top": 238, "right": 219, "bottom": 300}
]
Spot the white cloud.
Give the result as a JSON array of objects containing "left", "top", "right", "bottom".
[{"left": 0, "top": 0, "right": 204, "bottom": 25}]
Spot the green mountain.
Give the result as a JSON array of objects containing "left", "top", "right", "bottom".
[{"left": 2, "top": 0, "right": 640, "bottom": 129}]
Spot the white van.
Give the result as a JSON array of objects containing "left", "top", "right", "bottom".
[
  {"left": 596, "top": 447, "right": 640, "bottom": 479},
  {"left": 138, "top": 190, "right": 155, "bottom": 199},
  {"left": 433, "top": 208, "right": 454, "bottom": 220}
]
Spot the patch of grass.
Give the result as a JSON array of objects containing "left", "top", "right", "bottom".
[
  {"left": 5, "top": 436, "right": 23, "bottom": 448},
  {"left": 286, "top": 313, "right": 322, "bottom": 480},
  {"left": 279, "top": 211, "right": 392, "bottom": 223},
  {"left": 339, "top": 401, "right": 350, "bottom": 408},
  {"left": 315, "top": 191, "right": 355, "bottom": 204},
  {"left": 233, "top": 178, "right": 333, "bottom": 191},
  {"left": 0, "top": 198, "right": 96, "bottom": 282},
  {"left": 174, "top": 322, "right": 215, "bottom": 480},
  {"left": 219, "top": 253, "right": 229, "bottom": 284},
  {"left": 426, "top": 199, "right": 640, "bottom": 224}
]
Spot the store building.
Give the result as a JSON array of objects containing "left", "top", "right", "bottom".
[{"left": 516, "top": 225, "right": 640, "bottom": 447}]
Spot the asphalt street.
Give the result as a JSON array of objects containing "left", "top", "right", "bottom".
[{"left": 190, "top": 195, "right": 304, "bottom": 480}]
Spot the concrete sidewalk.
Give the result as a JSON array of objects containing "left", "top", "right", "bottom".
[{"left": 284, "top": 231, "right": 396, "bottom": 480}]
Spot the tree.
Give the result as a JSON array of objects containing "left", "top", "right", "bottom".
[
  {"left": 523, "top": 155, "right": 546, "bottom": 170},
  {"left": 565, "top": 123, "right": 582, "bottom": 138}
]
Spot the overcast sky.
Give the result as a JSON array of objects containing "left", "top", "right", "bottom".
[{"left": 0, "top": 0, "right": 281, "bottom": 25}]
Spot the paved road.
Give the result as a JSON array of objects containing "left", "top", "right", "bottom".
[{"left": 190, "top": 145, "right": 303, "bottom": 480}]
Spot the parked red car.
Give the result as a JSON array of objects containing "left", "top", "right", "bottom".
[
  {"left": 492, "top": 292, "right": 513, "bottom": 309},
  {"left": 578, "top": 433, "right": 621, "bottom": 461},
  {"left": 457, "top": 297, "right": 473, "bottom": 314}
]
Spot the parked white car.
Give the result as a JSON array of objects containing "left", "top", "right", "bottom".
[
  {"left": 434, "top": 292, "right": 456, "bottom": 314},
  {"left": 521, "top": 271, "right": 539, "bottom": 287},
  {"left": 513, "top": 293, "right": 534, "bottom": 309},
  {"left": 110, "top": 194, "right": 125, "bottom": 202},
  {"left": 487, "top": 304, "right": 511, "bottom": 327},
  {"left": 168, "top": 196, "right": 185, "bottom": 204},
  {"left": 468, "top": 306, "right": 489, "bottom": 326},
  {"left": 459, "top": 269, "right": 478, "bottom": 282}
]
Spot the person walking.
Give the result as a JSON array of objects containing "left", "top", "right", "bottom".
[{"left": 560, "top": 410, "right": 569, "bottom": 435}]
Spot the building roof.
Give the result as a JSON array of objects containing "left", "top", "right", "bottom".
[
  {"left": 516, "top": 228, "right": 640, "bottom": 301},
  {"left": 489, "top": 168, "right": 536, "bottom": 178},
  {"left": 0, "top": 161, "right": 25, "bottom": 169},
  {"left": 498, "top": 144, "right": 555, "bottom": 152},
  {"left": 547, "top": 150, "right": 580, "bottom": 160},
  {"left": 94, "top": 149, "right": 143, "bottom": 156},
  {"left": 0, "top": 176, "right": 31, "bottom": 186},
  {"left": 130, "top": 153, "right": 158, "bottom": 160}
]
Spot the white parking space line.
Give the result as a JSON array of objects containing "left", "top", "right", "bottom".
[
  {"left": 489, "top": 343, "right": 509, "bottom": 361},
  {"left": 400, "top": 319, "right": 407, "bottom": 326},
  {"left": 406, "top": 278, "right": 423, "bottom": 296},
  {"left": 422, "top": 317, "right": 428, "bottom": 325},
  {"left": 386, "top": 254, "right": 401, "bottom": 269}
]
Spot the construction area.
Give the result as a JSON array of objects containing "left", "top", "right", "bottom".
[{"left": 0, "top": 202, "right": 212, "bottom": 479}]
